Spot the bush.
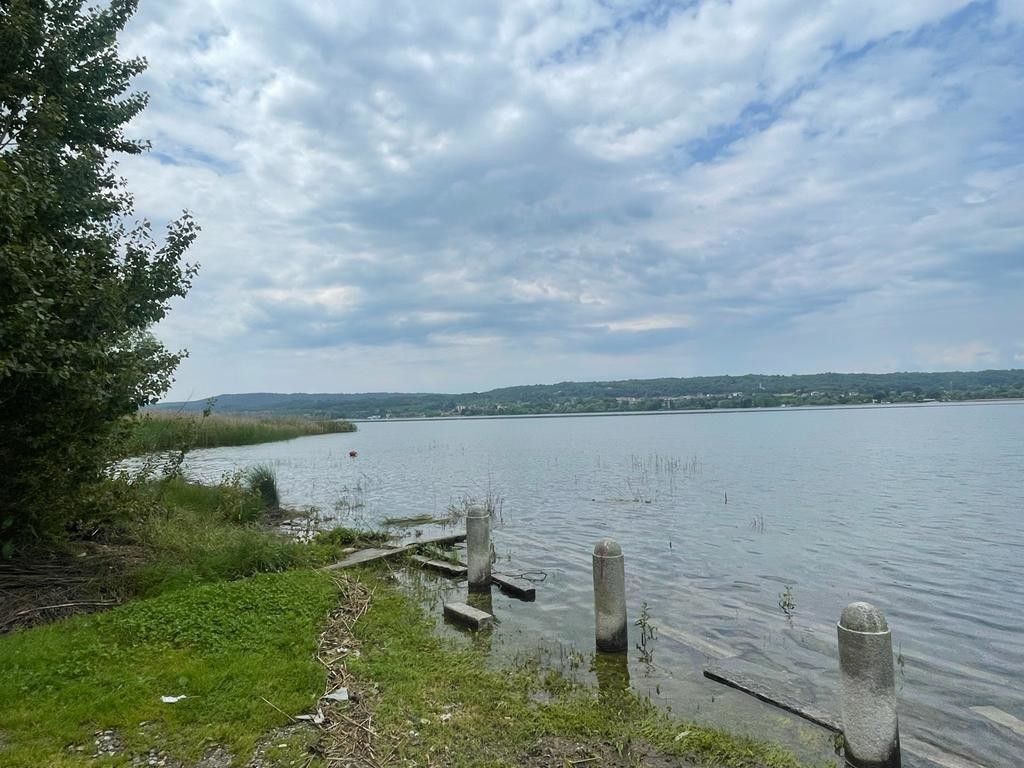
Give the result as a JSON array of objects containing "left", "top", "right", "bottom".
[{"left": 0, "top": 0, "right": 197, "bottom": 552}]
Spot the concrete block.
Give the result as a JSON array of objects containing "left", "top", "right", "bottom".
[
  {"left": 443, "top": 601, "right": 494, "bottom": 630},
  {"left": 411, "top": 554, "right": 468, "bottom": 578},
  {"left": 492, "top": 573, "right": 536, "bottom": 601}
]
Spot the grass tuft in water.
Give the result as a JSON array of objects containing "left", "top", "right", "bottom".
[{"left": 246, "top": 463, "right": 280, "bottom": 509}]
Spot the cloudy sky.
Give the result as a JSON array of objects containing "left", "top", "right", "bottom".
[{"left": 119, "top": 0, "right": 1024, "bottom": 400}]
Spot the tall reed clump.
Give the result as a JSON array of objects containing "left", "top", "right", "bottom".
[
  {"left": 246, "top": 464, "right": 280, "bottom": 510},
  {"left": 125, "top": 412, "right": 356, "bottom": 454},
  {"left": 128, "top": 477, "right": 311, "bottom": 596}
]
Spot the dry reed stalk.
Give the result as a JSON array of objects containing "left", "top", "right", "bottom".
[{"left": 309, "top": 574, "right": 400, "bottom": 768}]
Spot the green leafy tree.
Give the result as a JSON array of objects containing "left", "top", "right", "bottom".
[{"left": 0, "top": 0, "right": 197, "bottom": 552}]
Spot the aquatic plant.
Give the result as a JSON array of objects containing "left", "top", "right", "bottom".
[
  {"left": 635, "top": 601, "right": 658, "bottom": 667},
  {"left": 778, "top": 585, "right": 796, "bottom": 617},
  {"left": 246, "top": 464, "right": 280, "bottom": 509}
]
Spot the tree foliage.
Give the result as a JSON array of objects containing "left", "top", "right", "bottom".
[{"left": 0, "top": 0, "right": 197, "bottom": 550}]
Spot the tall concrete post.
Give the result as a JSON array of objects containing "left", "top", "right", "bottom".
[
  {"left": 466, "top": 506, "right": 491, "bottom": 592},
  {"left": 593, "top": 538, "right": 627, "bottom": 652},
  {"left": 838, "top": 601, "right": 901, "bottom": 768}
]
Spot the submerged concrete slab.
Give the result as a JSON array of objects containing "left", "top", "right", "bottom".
[
  {"left": 492, "top": 573, "right": 536, "bottom": 601},
  {"left": 443, "top": 601, "right": 494, "bottom": 630},
  {"left": 411, "top": 554, "right": 468, "bottom": 578},
  {"left": 970, "top": 706, "right": 1024, "bottom": 736},
  {"left": 659, "top": 624, "right": 738, "bottom": 660},
  {"left": 901, "top": 737, "right": 988, "bottom": 768},
  {"left": 703, "top": 661, "right": 840, "bottom": 733}
]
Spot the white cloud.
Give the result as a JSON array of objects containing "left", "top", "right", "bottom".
[
  {"left": 111, "top": 0, "right": 1024, "bottom": 397},
  {"left": 600, "top": 315, "right": 695, "bottom": 333},
  {"left": 915, "top": 341, "right": 1000, "bottom": 369}
]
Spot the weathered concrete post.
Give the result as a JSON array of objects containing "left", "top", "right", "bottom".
[
  {"left": 593, "top": 538, "right": 627, "bottom": 652},
  {"left": 838, "top": 601, "right": 901, "bottom": 768},
  {"left": 466, "top": 505, "right": 491, "bottom": 592}
]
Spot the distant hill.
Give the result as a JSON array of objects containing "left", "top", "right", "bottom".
[{"left": 153, "top": 369, "right": 1024, "bottom": 419}]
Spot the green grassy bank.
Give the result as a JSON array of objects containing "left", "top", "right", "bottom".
[
  {"left": 127, "top": 411, "right": 356, "bottom": 454},
  {"left": 0, "top": 479, "right": 828, "bottom": 768}
]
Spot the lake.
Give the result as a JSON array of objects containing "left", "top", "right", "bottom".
[{"left": 179, "top": 402, "right": 1023, "bottom": 767}]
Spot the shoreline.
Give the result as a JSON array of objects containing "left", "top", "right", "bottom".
[{"left": 350, "top": 396, "right": 1024, "bottom": 424}]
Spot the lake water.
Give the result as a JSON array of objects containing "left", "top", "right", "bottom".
[{"left": 179, "top": 402, "right": 1024, "bottom": 767}]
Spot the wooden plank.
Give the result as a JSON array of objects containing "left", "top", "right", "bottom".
[
  {"left": 443, "top": 601, "right": 493, "bottom": 630},
  {"left": 410, "top": 554, "right": 467, "bottom": 578},
  {"left": 395, "top": 532, "right": 467, "bottom": 548},
  {"left": 322, "top": 532, "right": 468, "bottom": 571},
  {"left": 492, "top": 573, "right": 536, "bottom": 601},
  {"left": 703, "top": 661, "right": 840, "bottom": 733},
  {"left": 323, "top": 547, "right": 407, "bottom": 570}
]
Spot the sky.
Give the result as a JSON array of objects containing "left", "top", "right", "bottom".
[{"left": 118, "top": 0, "right": 1024, "bottom": 401}]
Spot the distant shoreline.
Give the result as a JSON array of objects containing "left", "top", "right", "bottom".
[{"left": 348, "top": 397, "right": 1024, "bottom": 424}]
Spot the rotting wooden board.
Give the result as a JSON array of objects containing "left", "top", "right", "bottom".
[
  {"left": 443, "top": 601, "right": 493, "bottom": 630},
  {"left": 394, "top": 532, "right": 467, "bottom": 548},
  {"left": 323, "top": 547, "right": 408, "bottom": 570},
  {"left": 323, "top": 533, "right": 468, "bottom": 571},
  {"left": 411, "top": 554, "right": 468, "bottom": 577},
  {"left": 703, "top": 661, "right": 840, "bottom": 733},
  {"left": 492, "top": 573, "right": 536, "bottom": 601}
]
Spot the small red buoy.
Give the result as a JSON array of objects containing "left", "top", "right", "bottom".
[{"left": 348, "top": 450, "right": 358, "bottom": 458}]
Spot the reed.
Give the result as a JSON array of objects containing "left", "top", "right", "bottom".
[
  {"left": 246, "top": 463, "right": 280, "bottom": 509},
  {"left": 126, "top": 411, "right": 356, "bottom": 453}
]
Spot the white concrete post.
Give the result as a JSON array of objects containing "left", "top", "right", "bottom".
[
  {"left": 593, "top": 538, "right": 627, "bottom": 652},
  {"left": 466, "top": 506, "right": 491, "bottom": 592},
  {"left": 838, "top": 601, "right": 901, "bottom": 768}
]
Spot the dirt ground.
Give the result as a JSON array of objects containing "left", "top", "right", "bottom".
[{"left": 0, "top": 544, "right": 139, "bottom": 633}]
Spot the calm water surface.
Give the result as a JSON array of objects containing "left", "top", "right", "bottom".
[{"left": 181, "top": 403, "right": 1024, "bottom": 767}]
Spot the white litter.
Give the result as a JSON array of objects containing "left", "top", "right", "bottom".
[
  {"left": 295, "top": 708, "right": 326, "bottom": 725},
  {"left": 160, "top": 695, "right": 187, "bottom": 704},
  {"left": 322, "top": 687, "right": 349, "bottom": 703}
]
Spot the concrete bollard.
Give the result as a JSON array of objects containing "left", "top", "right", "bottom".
[
  {"left": 838, "top": 601, "right": 901, "bottom": 768},
  {"left": 593, "top": 538, "right": 627, "bottom": 652},
  {"left": 466, "top": 506, "right": 491, "bottom": 592}
]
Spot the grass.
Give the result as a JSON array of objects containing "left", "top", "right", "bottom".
[
  {"left": 0, "top": 475, "right": 823, "bottom": 768},
  {"left": 0, "top": 570, "right": 338, "bottom": 767},
  {"left": 0, "top": 474, "right": 387, "bottom": 766},
  {"left": 346, "top": 569, "right": 827, "bottom": 768},
  {"left": 125, "top": 411, "right": 356, "bottom": 454},
  {"left": 128, "top": 477, "right": 385, "bottom": 597},
  {"left": 0, "top": 562, "right": 824, "bottom": 768},
  {"left": 245, "top": 463, "right": 280, "bottom": 509}
]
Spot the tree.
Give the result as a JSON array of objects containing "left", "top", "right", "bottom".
[{"left": 0, "top": 0, "right": 197, "bottom": 552}]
